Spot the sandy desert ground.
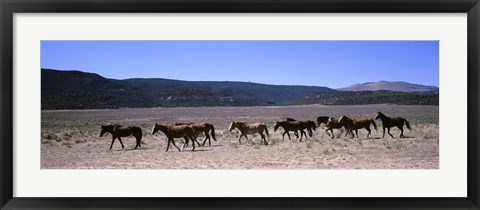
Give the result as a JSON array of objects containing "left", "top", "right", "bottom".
[{"left": 41, "top": 104, "right": 438, "bottom": 169}]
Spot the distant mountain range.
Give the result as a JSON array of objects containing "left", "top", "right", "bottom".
[
  {"left": 338, "top": 81, "right": 439, "bottom": 93},
  {"left": 41, "top": 69, "right": 439, "bottom": 109}
]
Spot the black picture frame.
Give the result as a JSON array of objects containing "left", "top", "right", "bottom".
[{"left": 1, "top": 0, "right": 479, "bottom": 209}]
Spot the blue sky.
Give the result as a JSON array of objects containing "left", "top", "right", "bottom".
[{"left": 41, "top": 41, "right": 439, "bottom": 89}]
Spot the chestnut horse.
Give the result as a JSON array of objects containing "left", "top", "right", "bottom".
[
  {"left": 175, "top": 122, "right": 217, "bottom": 146},
  {"left": 100, "top": 124, "right": 142, "bottom": 150},
  {"left": 151, "top": 123, "right": 197, "bottom": 152},
  {"left": 286, "top": 118, "right": 316, "bottom": 137},
  {"left": 274, "top": 120, "right": 310, "bottom": 141},
  {"left": 228, "top": 121, "right": 269, "bottom": 145},
  {"left": 338, "top": 115, "right": 377, "bottom": 138},
  {"left": 374, "top": 112, "right": 411, "bottom": 138},
  {"left": 325, "top": 117, "right": 351, "bottom": 139}
]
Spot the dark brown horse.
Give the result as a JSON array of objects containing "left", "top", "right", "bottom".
[
  {"left": 100, "top": 124, "right": 143, "bottom": 150},
  {"left": 151, "top": 123, "right": 197, "bottom": 152},
  {"left": 325, "top": 117, "right": 351, "bottom": 139},
  {"left": 287, "top": 118, "right": 316, "bottom": 137},
  {"left": 316, "top": 116, "right": 330, "bottom": 127},
  {"left": 374, "top": 112, "right": 411, "bottom": 138},
  {"left": 338, "top": 115, "right": 377, "bottom": 138},
  {"left": 175, "top": 122, "right": 217, "bottom": 146},
  {"left": 274, "top": 120, "right": 310, "bottom": 141},
  {"left": 228, "top": 121, "right": 269, "bottom": 145}
]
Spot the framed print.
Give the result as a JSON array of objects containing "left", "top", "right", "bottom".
[{"left": 1, "top": 0, "right": 479, "bottom": 209}]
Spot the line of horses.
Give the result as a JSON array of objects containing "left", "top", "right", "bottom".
[{"left": 99, "top": 112, "right": 411, "bottom": 152}]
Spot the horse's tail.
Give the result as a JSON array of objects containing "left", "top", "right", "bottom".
[
  {"left": 264, "top": 125, "right": 270, "bottom": 138},
  {"left": 210, "top": 124, "right": 217, "bottom": 141},
  {"left": 404, "top": 119, "right": 411, "bottom": 130},
  {"left": 370, "top": 119, "right": 377, "bottom": 131},
  {"left": 191, "top": 127, "right": 198, "bottom": 139}
]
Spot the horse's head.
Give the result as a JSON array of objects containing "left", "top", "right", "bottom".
[
  {"left": 374, "top": 112, "right": 383, "bottom": 120},
  {"left": 307, "top": 128, "right": 313, "bottom": 137},
  {"left": 273, "top": 121, "right": 280, "bottom": 131},
  {"left": 228, "top": 121, "right": 235, "bottom": 131},
  {"left": 151, "top": 123, "right": 159, "bottom": 135},
  {"left": 100, "top": 125, "right": 108, "bottom": 137}
]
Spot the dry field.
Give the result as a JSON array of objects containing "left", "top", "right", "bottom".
[{"left": 41, "top": 104, "right": 438, "bottom": 169}]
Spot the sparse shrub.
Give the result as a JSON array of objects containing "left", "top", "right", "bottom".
[
  {"left": 62, "top": 141, "right": 74, "bottom": 147},
  {"left": 228, "top": 141, "right": 239, "bottom": 149},
  {"left": 42, "top": 132, "right": 60, "bottom": 142},
  {"left": 75, "top": 139, "right": 87, "bottom": 144},
  {"left": 270, "top": 138, "right": 279, "bottom": 146},
  {"left": 306, "top": 141, "right": 313, "bottom": 149},
  {"left": 62, "top": 133, "right": 72, "bottom": 141},
  {"left": 323, "top": 148, "right": 336, "bottom": 155}
]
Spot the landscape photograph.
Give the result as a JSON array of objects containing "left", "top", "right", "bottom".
[{"left": 41, "top": 41, "right": 439, "bottom": 169}]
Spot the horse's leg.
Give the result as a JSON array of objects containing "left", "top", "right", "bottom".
[
  {"left": 117, "top": 137, "right": 125, "bottom": 149},
  {"left": 135, "top": 136, "right": 141, "bottom": 148},
  {"left": 299, "top": 130, "right": 306, "bottom": 142},
  {"left": 194, "top": 138, "right": 202, "bottom": 147},
  {"left": 190, "top": 136, "right": 196, "bottom": 151},
  {"left": 261, "top": 133, "right": 268, "bottom": 145},
  {"left": 382, "top": 127, "right": 386, "bottom": 138},
  {"left": 182, "top": 137, "right": 189, "bottom": 151},
  {"left": 202, "top": 132, "right": 210, "bottom": 146},
  {"left": 366, "top": 127, "right": 371, "bottom": 138},
  {"left": 238, "top": 134, "right": 243, "bottom": 145},
  {"left": 165, "top": 138, "right": 171, "bottom": 152},
  {"left": 286, "top": 131, "right": 292, "bottom": 141},
  {"left": 171, "top": 138, "right": 182, "bottom": 152},
  {"left": 134, "top": 137, "right": 139, "bottom": 149},
  {"left": 387, "top": 127, "right": 393, "bottom": 138},
  {"left": 399, "top": 126, "right": 405, "bottom": 138},
  {"left": 281, "top": 132, "right": 286, "bottom": 140},
  {"left": 245, "top": 135, "right": 252, "bottom": 145},
  {"left": 109, "top": 136, "right": 116, "bottom": 150}
]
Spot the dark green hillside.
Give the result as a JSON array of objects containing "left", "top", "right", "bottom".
[
  {"left": 292, "top": 90, "right": 439, "bottom": 105},
  {"left": 41, "top": 69, "right": 334, "bottom": 109},
  {"left": 41, "top": 69, "right": 438, "bottom": 109}
]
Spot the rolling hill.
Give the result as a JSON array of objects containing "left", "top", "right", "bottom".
[
  {"left": 41, "top": 69, "right": 439, "bottom": 109},
  {"left": 41, "top": 69, "right": 334, "bottom": 109},
  {"left": 338, "top": 81, "right": 439, "bottom": 93}
]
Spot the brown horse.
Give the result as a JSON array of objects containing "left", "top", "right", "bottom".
[
  {"left": 274, "top": 120, "right": 310, "bottom": 141},
  {"left": 151, "top": 123, "right": 197, "bottom": 152},
  {"left": 175, "top": 122, "right": 217, "bottom": 146},
  {"left": 286, "top": 118, "right": 316, "bottom": 137},
  {"left": 374, "top": 112, "right": 411, "bottom": 138},
  {"left": 338, "top": 115, "right": 377, "bottom": 138},
  {"left": 325, "top": 117, "right": 351, "bottom": 139},
  {"left": 228, "top": 121, "right": 269, "bottom": 145},
  {"left": 100, "top": 124, "right": 143, "bottom": 150},
  {"left": 316, "top": 116, "right": 330, "bottom": 127}
]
